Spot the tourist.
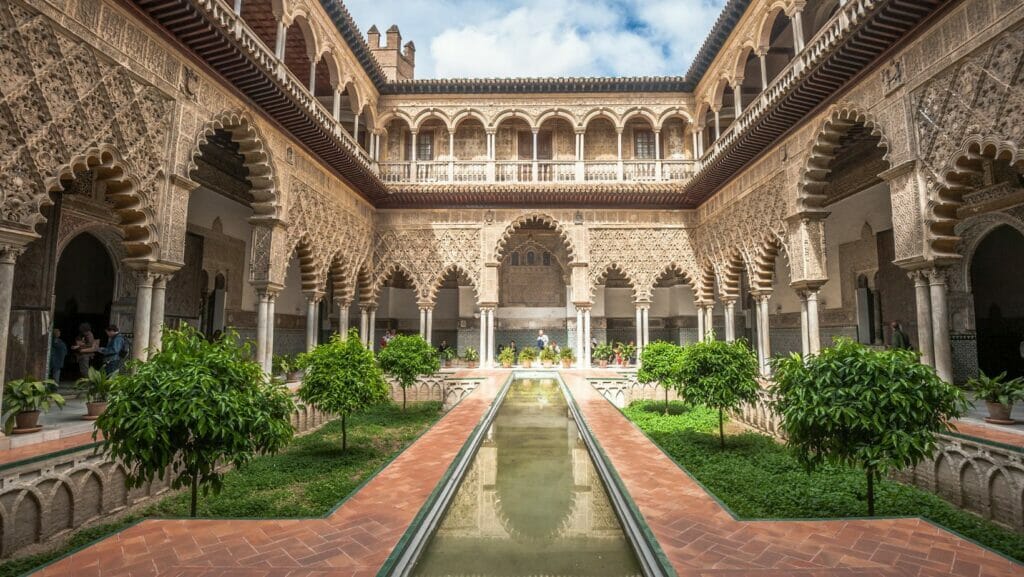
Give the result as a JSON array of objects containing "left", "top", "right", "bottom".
[
  {"left": 97, "top": 324, "right": 128, "bottom": 375},
  {"left": 508, "top": 340, "right": 517, "bottom": 356},
  {"left": 890, "top": 321, "right": 910, "bottom": 350},
  {"left": 71, "top": 322, "right": 97, "bottom": 378},
  {"left": 49, "top": 328, "right": 68, "bottom": 384},
  {"left": 438, "top": 339, "right": 450, "bottom": 353},
  {"left": 551, "top": 341, "right": 560, "bottom": 354},
  {"left": 537, "top": 329, "right": 549, "bottom": 349}
]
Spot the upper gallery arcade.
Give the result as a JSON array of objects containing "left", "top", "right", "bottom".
[{"left": 1, "top": 0, "right": 1022, "bottom": 392}]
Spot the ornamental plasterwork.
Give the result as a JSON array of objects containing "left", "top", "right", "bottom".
[
  {"left": 587, "top": 228, "right": 698, "bottom": 302},
  {"left": 0, "top": 2, "right": 174, "bottom": 258},
  {"left": 372, "top": 228, "right": 482, "bottom": 303}
]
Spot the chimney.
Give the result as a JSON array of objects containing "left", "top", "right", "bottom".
[{"left": 369, "top": 24, "right": 416, "bottom": 81}]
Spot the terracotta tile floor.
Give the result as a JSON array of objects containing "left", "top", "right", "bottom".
[
  {"left": 35, "top": 370, "right": 511, "bottom": 577},
  {"left": 949, "top": 420, "right": 1024, "bottom": 449},
  {"left": 562, "top": 371, "right": 1023, "bottom": 577}
]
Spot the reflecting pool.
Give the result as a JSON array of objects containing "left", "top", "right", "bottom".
[{"left": 411, "top": 378, "right": 641, "bottom": 577}]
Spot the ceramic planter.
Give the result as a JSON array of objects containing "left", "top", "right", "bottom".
[
  {"left": 13, "top": 410, "right": 42, "bottom": 434},
  {"left": 985, "top": 401, "right": 1015, "bottom": 425},
  {"left": 83, "top": 401, "right": 108, "bottom": 421}
]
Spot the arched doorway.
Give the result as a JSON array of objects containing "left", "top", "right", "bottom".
[
  {"left": 53, "top": 233, "right": 117, "bottom": 380},
  {"left": 971, "top": 225, "right": 1024, "bottom": 378}
]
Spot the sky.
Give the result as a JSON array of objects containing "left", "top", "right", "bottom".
[{"left": 343, "top": 0, "right": 727, "bottom": 79}]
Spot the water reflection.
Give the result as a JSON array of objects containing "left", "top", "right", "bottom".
[{"left": 412, "top": 379, "right": 641, "bottom": 577}]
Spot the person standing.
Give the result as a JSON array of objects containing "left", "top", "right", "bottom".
[
  {"left": 98, "top": 325, "right": 127, "bottom": 375},
  {"left": 890, "top": 321, "right": 911, "bottom": 350},
  {"left": 49, "top": 328, "right": 68, "bottom": 383},
  {"left": 71, "top": 323, "right": 97, "bottom": 378},
  {"left": 537, "top": 330, "right": 549, "bottom": 350}
]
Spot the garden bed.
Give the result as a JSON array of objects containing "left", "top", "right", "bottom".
[
  {"left": 623, "top": 400, "right": 1024, "bottom": 563},
  {"left": 0, "top": 402, "right": 442, "bottom": 577}
]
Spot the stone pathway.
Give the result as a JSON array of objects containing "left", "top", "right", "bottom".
[
  {"left": 563, "top": 371, "right": 1022, "bottom": 577},
  {"left": 35, "top": 370, "right": 511, "bottom": 577}
]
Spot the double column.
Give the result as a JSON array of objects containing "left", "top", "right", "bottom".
[
  {"left": 696, "top": 302, "right": 714, "bottom": 341},
  {"left": 129, "top": 261, "right": 180, "bottom": 360},
  {"left": 910, "top": 267, "right": 953, "bottom": 383},
  {"left": 478, "top": 305, "right": 496, "bottom": 368},
  {"left": 796, "top": 286, "right": 822, "bottom": 356},
  {"left": 576, "top": 305, "right": 592, "bottom": 368},
  {"left": 722, "top": 298, "right": 737, "bottom": 342},
  {"left": 334, "top": 298, "right": 350, "bottom": 337},
  {"left": 418, "top": 302, "right": 434, "bottom": 344},
  {"left": 255, "top": 284, "right": 281, "bottom": 373},
  {"left": 359, "top": 304, "right": 376, "bottom": 349}
]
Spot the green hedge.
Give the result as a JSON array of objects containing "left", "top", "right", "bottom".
[{"left": 624, "top": 400, "right": 1024, "bottom": 563}]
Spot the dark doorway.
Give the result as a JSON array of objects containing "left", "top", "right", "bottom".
[
  {"left": 54, "top": 233, "right": 116, "bottom": 378},
  {"left": 971, "top": 225, "right": 1024, "bottom": 378}
]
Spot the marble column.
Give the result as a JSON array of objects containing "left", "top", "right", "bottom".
[
  {"left": 806, "top": 289, "right": 821, "bottom": 354},
  {"left": 256, "top": 291, "right": 270, "bottom": 370},
  {"left": 305, "top": 293, "right": 322, "bottom": 352},
  {"left": 928, "top": 268, "right": 953, "bottom": 382},
  {"left": 426, "top": 307, "right": 434, "bottom": 345},
  {"left": 368, "top": 307, "right": 377, "bottom": 350},
  {"left": 758, "top": 50, "right": 768, "bottom": 90},
  {"left": 336, "top": 299, "right": 349, "bottom": 336},
  {"left": 576, "top": 308, "right": 585, "bottom": 368},
  {"left": 478, "top": 308, "right": 487, "bottom": 367},
  {"left": 264, "top": 292, "right": 277, "bottom": 371},
  {"left": 912, "top": 271, "right": 934, "bottom": 368},
  {"left": 148, "top": 274, "right": 169, "bottom": 355},
  {"left": 133, "top": 271, "right": 155, "bottom": 362},
  {"left": 755, "top": 294, "right": 772, "bottom": 375},
  {"left": 635, "top": 305, "right": 643, "bottom": 353},
  {"left": 419, "top": 308, "right": 427, "bottom": 338},
  {"left": 641, "top": 306, "right": 650, "bottom": 348},
  {"left": 486, "top": 307, "right": 495, "bottom": 368},
  {"left": 0, "top": 245, "right": 25, "bottom": 400},
  {"left": 723, "top": 299, "right": 736, "bottom": 342},
  {"left": 799, "top": 291, "right": 810, "bottom": 356},
  {"left": 697, "top": 304, "right": 706, "bottom": 341},
  {"left": 704, "top": 306, "right": 714, "bottom": 339},
  {"left": 359, "top": 306, "right": 369, "bottom": 346},
  {"left": 583, "top": 308, "right": 592, "bottom": 368}
]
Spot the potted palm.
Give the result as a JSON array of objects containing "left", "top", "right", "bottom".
[
  {"left": 3, "top": 378, "right": 65, "bottom": 434},
  {"left": 593, "top": 343, "right": 614, "bottom": 368},
  {"left": 498, "top": 346, "right": 516, "bottom": 368},
  {"left": 75, "top": 367, "right": 113, "bottom": 420},
  {"left": 540, "top": 347, "right": 558, "bottom": 367},
  {"left": 519, "top": 347, "right": 537, "bottom": 368},
  {"left": 967, "top": 371, "right": 1024, "bottom": 425},
  {"left": 620, "top": 343, "right": 637, "bottom": 366},
  {"left": 559, "top": 347, "right": 575, "bottom": 368},
  {"left": 462, "top": 347, "right": 479, "bottom": 368}
]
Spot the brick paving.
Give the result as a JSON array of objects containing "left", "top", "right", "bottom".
[
  {"left": 35, "top": 370, "right": 511, "bottom": 577},
  {"left": 950, "top": 420, "right": 1024, "bottom": 449},
  {"left": 562, "top": 371, "right": 1023, "bottom": 577}
]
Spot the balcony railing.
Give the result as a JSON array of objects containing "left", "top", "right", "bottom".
[{"left": 378, "top": 159, "right": 697, "bottom": 184}]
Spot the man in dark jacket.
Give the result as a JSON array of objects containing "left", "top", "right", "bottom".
[
  {"left": 98, "top": 325, "right": 128, "bottom": 375},
  {"left": 890, "top": 321, "right": 911, "bottom": 350}
]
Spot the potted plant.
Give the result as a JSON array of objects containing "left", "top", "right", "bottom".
[
  {"left": 620, "top": 343, "right": 637, "bottom": 366},
  {"left": 440, "top": 347, "right": 457, "bottom": 368},
  {"left": 967, "top": 371, "right": 1024, "bottom": 425},
  {"left": 519, "top": 346, "right": 537, "bottom": 368},
  {"left": 593, "top": 343, "right": 614, "bottom": 368},
  {"left": 273, "top": 354, "right": 302, "bottom": 381},
  {"left": 462, "top": 347, "right": 479, "bottom": 368},
  {"left": 3, "top": 378, "right": 65, "bottom": 434},
  {"left": 498, "top": 346, "right": 516, "bottom": 368},
  {"left": 540, "top": 347, "right": 557, "bottom": 367},
  {"left": 560, "top": 347, "right": 575, "bottom": 368},
  {"left": 75, "top": 367, "right": 113, "bottom": 420}
]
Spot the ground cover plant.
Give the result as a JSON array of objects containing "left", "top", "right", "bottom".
[
  {"left": 624, "top": 400, "right": 1024, "bottom": 563},
  {"left": 0, "top": 401, "right": 442, "bottom": 577}
]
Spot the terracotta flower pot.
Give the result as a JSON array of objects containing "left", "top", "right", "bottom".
[
  {"left": 286, "top": 371, "right": 303, "bottom": 382},
  {"left": 83, "top": 401, "right": 108, "bottom": 421},
  {"left": 561, "top": 359, "right": 572, "bottom": 368},
  {"left": 985, "top": 401, "right": 1015, "bottom": 425},
  {"left": 467, "top": 361, "right": 478, "bottom": 368},
  {"left": 598, "top": 360, "right": 608, "bottom": 368},
  {"left": 501, "top": 361, "right": 512, "bottom": 368},
  {"left": 522, "top": 360, "right": 532, "bottom": 368},
  {"left": 13, "top": 410, "right": 42, "bottom": 434}
]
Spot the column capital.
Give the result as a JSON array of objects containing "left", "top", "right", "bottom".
[
  {"left": 0, "top": 244, "right": 25, "bottom": 265},
  {"left": 925, "top": 266, "right": 949, "bottom": 285},
  {"left": 304, "top": 290, "right": 325, "bottom": 303},
  {"left": 333, "top": 296, "right": 352, "bottom": 307},
  {"left": 750, "top": 291, "right": 773, "bottom": 302},
  {"left": 252, "top": 281, "right": 283, "bottom": 298},
  {"left": 719, "top": 296, "right": 738, "bottom": 306},
  {"left": 359, "top": 303, "right": 377, "bottom": 313}
]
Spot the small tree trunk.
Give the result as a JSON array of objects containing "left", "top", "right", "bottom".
[
  {"left": 341, "top": 412, "right": 347, "bottom": 451},
  {"left": 718, "top": 407, "right": 725, "bottom": 449},
  {"left": 402, "top": 387, "right": 407, "bottom": 411},
  {"left": 190, "top": 474, "right": 199, "bottom": 518},
  {"left": 664, "top": 386, "right": 669, "bottom": 415},
  {"left": 866, "top": 466, "right": 875, "bottom": 516}
]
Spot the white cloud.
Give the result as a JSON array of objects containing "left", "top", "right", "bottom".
[{"left": 342, "top": 0, "right": 726, "bottom": 78}]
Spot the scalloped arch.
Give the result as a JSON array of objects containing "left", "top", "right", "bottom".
[{"left": 494, "top": 213, "right": 576, "bottom": 263}]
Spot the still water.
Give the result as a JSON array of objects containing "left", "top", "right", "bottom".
[{"left": 411, "top": 378, "right": 642, "bottom": 577}]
